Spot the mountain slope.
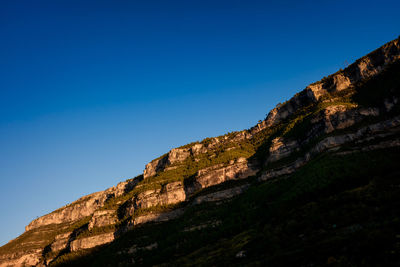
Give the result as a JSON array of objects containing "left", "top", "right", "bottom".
[{"left": 1, "top": 37, "right": 400, "bottom": 267}]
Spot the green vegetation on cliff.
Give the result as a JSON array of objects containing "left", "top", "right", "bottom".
[
  {"left": 2, "top": 38, "right": 400, "bottom": 267},
  {"left": 51, "top": 146, "right": 400, "bottom": 266},
  {"left": 48, "top": 54, "right": 400, "bottom": 266}
]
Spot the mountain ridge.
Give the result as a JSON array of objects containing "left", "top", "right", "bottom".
[{"left": 1, "top": 36, "right": 400, "bottom": 267}]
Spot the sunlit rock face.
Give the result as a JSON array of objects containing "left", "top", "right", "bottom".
[
  {"left": 134, "top": 181, "right": 187, "bottom": 209},
  {"left": 1, "top": 37, "right": 400, "bottom": 267},
  {"left": 50, "top": 231, "right": 73, "bottom": 252},
  {"left": 88, "top": 210, "right": 117, "bottom": 230},
  {"left": 143, "top": 148, "right": 190, "bottom": 178},
  {"left": 25, "top": 178, "right": 140, "bottom": 231},
  {"left": 261, "top": 115, "right": 400, "bottom": 181},
  {"left": 143, "top": 144, "right": 209, "bottom": 179},
  {"left": 184, "top": 157, "right": 258, "bottom": 196},
  {"left": 265, "top": 38, "right": 400, "bottom": 127},
  {"left": 70, "top": 232, "right": 115, "bottom": 252}
]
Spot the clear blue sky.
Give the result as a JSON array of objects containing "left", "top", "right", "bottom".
[{"left": 0, "top": 0, "right": 399, "bottom": 246}]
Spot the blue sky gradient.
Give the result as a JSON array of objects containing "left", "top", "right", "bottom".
[{"left": 0, "top": 0, "right": 399, "bottom": 245}]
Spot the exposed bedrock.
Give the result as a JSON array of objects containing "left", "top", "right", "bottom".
[
  {"left": 265, "top": 38, "right": 400, "bottom": 128},
  {"left": 267, "top": 105, "right": 380, "bottom": 164},
  {"left": 25, "top": 177, "right": 141, "bottom": 231}
]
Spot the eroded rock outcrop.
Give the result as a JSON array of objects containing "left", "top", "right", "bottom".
[
  {"left": 25, "top": 193, "right": 105, "bottom": 232},
  {"left": 261, "top": 115, "right": 400, "bottom": 181},
  {"left": 133, "top": 209, "right": 184, "bottom": 226},
  {"left": 185, "top": 157, "right": 258, "bottom": 195},
  {"left": 268, "top": 137, "right": 299, "bottom": 163},
  {"left": 143, "top": 144, "right": 210, "bottom": 179},
  {"left": 266, "top": 105, "right": 381, "bottom": 164},
  {"left": 88, "top": 210, "right": 117, "bottom": 230},
  {"left": 50, "top": 231, "right": 72, "bottom": 252},
  {"left": 25, "top": 177, "right": 141, "bottom": 231},
  {"left": 265, "top": 38, "right": 400, "bottom": 127},
  {"left": 135, "top": 181, "right": 186, "bottom": 209},
  {"left": 143, "top": 148, "right": 190, "bottom": 178},
  {"left": 1, "top": 37, "right": 400, "bottom": 267},
  {"left": 313, "top": 106, "right": 379, "bottom": 134},
  {"left": 0, "top": 251, "right": 41, "bottom": 267},
  {"left": 192, "top": 184, "right": 250, "bottom": 205},
  {"left": 121, "top": 159, "right": 258, "bottom": 219},
  {"left": 70, "top": 232, "right": 115, "bottom": 252}
]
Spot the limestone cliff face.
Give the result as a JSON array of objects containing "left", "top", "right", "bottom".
[
  {"left": 49, "top": 232, "right": 72, "bottom": 252},
  {"left": 0, "top": 252, "right": 41, "bottom": 267},
  {"left": 135, "top": 181, "right": 186, "bottom": 209},
  {"left": 88, "top": 210, "right": 117, "bottom": 230},
  {"left": 25, "top": 178, "right": 140, "bottom": 231},
  {"left": 267, "top": 105, "right": 381, "bottom": 164},
  {"left": 133, "top": 209, "right": 184, "bottom": 226},
  {"left": 192, "top": 185, "right": 250, "bottom": 205},
  {"left": 268, "top": 138, "right": 299, "bottom": 163},
  {"left": 121, "top": 158, "right": 257, "bottom": 218},
  {"left": 1, "top": 37, "right": 400, "bottom": 267},
  {"left": 261, "top": 115, "right": 400, "bottom": 181},
  {"left": 143, "top": 146, "right": 204, "bottom": 178},
  {"left": 70, "top": 233, "right": 115, "bottom": 252},
  {"left": 264, "top": 38, "right": 400, "bottom": 128},
  {"left": 185, "top": 157, "right": 258, "bottom": 195}
]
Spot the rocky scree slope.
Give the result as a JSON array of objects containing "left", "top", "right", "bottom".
[{"left": 0, "top": 37, "right": 400, "bottom": 267}]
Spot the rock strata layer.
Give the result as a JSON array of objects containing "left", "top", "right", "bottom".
[
  {"left": 70, "top": 232, "right": 115, "bottom": 252},
  {"left": 1, "top": 37, "right": 399, "bottom": 267}
]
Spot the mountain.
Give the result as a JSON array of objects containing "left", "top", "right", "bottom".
[{"left": 1, "top": 37, "right": 400, "bottom": 267}]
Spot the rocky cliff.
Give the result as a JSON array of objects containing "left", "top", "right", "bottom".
[{"left": 1, "top": 36, "right": 400, "bottom": 267}]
